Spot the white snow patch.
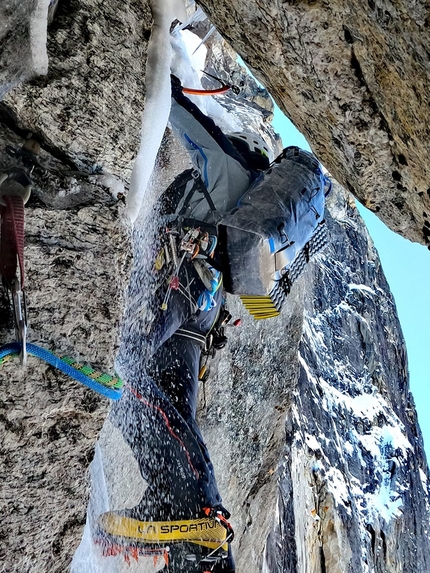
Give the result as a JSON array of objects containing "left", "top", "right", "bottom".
[
  {"left": 318, "top": 375, "right": 382, "bottom": 420},
  {"left": 380, "top": 423, "right": 413, "bottom": 454},
  {"left": 353, "top": 422, "right": 412, "bottom": 461},
  {"left": 343, "top": 440, "right": 355, "bottom": 455},
  {"left": 91, "top": 174, "right": 125, "bottom": 199},
  {"left": 312, "top": 460, "right": 325, "bottom": 473},
  {"left": 299, "top": 352, "right": 412, "bottom": 527},
  {"left": 326, "top": 467, "right": 351, "bottom": 511},
  {"left": 326, "top": 462, "right": 404, "bottom": 524},
  {"left": 303, "top": 316, "right": 327, "bottom": 352},
  {"left": 348, "top": 283, "right": 376, "bottom": 296},
  {"left": 420, "top": 468, "right": 428, "bottom": 495},
  {"left": 305, "top": 434, "right": 321, "bottom": 451},
  {"left": 368, "top": 473, "right": 403, "bottom": 523},
  {"left": 359, "top": 432, "right": 384, "bottom": 459},
  {"left": 298, "top": 352, "right": 320, "bottom": 386}
]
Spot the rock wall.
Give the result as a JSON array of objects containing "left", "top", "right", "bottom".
[
  {"left": 0, "top": 127, "right": 131, "bottom": 573},
  {"left": 0, "top": 1, "right": 142, "bottom": 570},
  {"left": 2, "top": 0, "right": 150, "bottom": 177},
  {"left": 197, "top": 0, "right": 430, "bottom": 247}
]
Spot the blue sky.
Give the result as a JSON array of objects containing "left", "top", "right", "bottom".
[{"left": 272, "top": 105, "right": 430, "bottom": 459}]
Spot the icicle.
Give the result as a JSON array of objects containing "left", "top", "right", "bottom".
[
  {"left": 171, "top": 6, "right": 207, "bottom": 34},
  {"left": 126, "top": 0, "right": 187, "bottom": 225},
  {"left": 192, "top": 24, "right": 216, "bottom": 55},
  {"left": 29, "top": 0, "right": 50, "bottom": 76}
]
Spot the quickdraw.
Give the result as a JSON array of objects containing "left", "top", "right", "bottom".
[
  {"left": 0, "top": 139, "right": 123, "bottom": 400},
  {"left": 0, "top": 140, "right": 37, "bottom": 365},
  {"left": 182, "top": 70, "right": 240, "bottom": 97},
  {"left": 160, "top": 226, "right": 218, "bottom": 312}
]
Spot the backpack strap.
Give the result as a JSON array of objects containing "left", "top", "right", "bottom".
[{"left": 177, "top": 169, "right": 218, "bottom": 217}]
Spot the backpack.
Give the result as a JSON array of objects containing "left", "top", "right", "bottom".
[{"left": 218, "top": 147, "right": 330, "bottom": 297}]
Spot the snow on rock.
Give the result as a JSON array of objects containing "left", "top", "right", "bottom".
[
  {"left": 275, "top": 181, "right": 430, "bottom": 572},
  {"left": 126, "top": 0, "right": 179, "bottom": 223}
]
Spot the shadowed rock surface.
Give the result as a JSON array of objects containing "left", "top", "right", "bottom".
[
  {"left": 0, "top": 126, "right": 131, "bottom": 572},
  {"left": 0, "top": 2, "right": 429, "bottom": 572},
  {"left": 1, "top": 2, "right": 134, "bottom": 570}
]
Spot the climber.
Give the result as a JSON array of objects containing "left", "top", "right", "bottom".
[
  {"left": 91, "top": 76, "right": 275, "bottom": 573},
  {"left": 93, "top": 76, "right": 330, "bottom": 573}
]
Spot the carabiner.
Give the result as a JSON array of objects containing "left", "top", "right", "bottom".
[{"left": 10, "top": 278, "right": 27, "bottom": 366}]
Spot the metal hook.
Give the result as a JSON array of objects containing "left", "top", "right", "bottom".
[
  {"left": 201, "top": 70, "right": 240, "bottom": 94},
  {"left": 10, "top": 279, "right": 27, "bottom": 367}
]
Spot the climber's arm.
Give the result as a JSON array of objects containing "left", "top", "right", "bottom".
[{"left": 169, "top": 80, "right": 253, "bottom": 217}]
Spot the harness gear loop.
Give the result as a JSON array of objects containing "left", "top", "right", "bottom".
[{"left": 0, "top": 139, "right": 40, "bottom": 366}]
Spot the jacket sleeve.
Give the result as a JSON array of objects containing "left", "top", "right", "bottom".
[{"left": 169, "top": 91, "right": 253, "bottom": 221}]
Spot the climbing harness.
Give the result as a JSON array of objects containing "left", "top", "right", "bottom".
[
  {"left": 153, "top": 207, "right": 240, "bottom": 387},
  {"left": 182, "top": 70, "right": 240, "bottom": 97},
  {"left": 0, "top": 342, "right": 123, "bottom": 400},
  {"left": 197, "top": 306, "right": 237, "bottom": 384}
]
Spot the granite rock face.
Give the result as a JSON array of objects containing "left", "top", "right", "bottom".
[
  {"left": 197, "top": 0, "right": 430, "bottom": 247},
  {"left": 0, "top": 127, "right": 131, "bottom": 573},
  {"left": 0, "top": 1, "right": 430, "bottom": 573},
  {"left": 2, "top": 0, "right": 150, "bottom": 177},
  {"left": 0, "top": 2, "right": 134, "bottom": 571}
]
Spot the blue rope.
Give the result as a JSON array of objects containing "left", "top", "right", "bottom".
[{"left": 0, "top": 342, "right": 122, "bottom": 400}]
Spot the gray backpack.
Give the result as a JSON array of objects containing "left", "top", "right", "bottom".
[{"left": 218, "top": 147, "right": 330, "bottom": 317}]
